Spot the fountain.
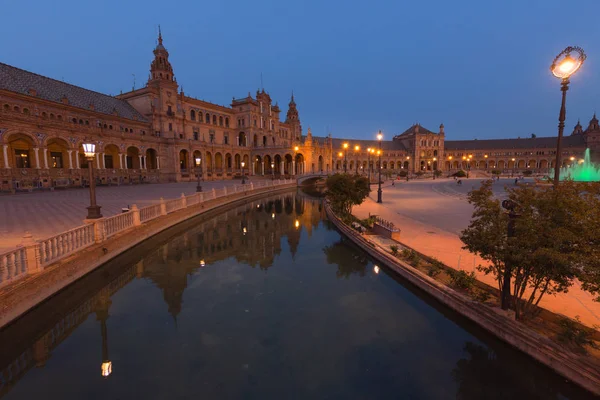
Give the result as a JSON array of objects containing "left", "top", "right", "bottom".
[{"left": 552, "top": 148, "right": 600, "bottom": 182}]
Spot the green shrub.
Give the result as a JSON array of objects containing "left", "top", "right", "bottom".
[
  {"left": 449, "top": 270, "right": 476, "bottom": 291},
  {"left": 390, "top": 245, "right": 399, "bottom": 256},
  {"left": 415, "top": 171, "right": 424, "bottom": 177},
  {"left": 557, "top": 317, "right": 598, "bottom": 353},
  {"left": 491, "top": 169, "right": 501, "bottom": 175},
  {"left": 434, "top": 170, "right": 443, "bottom": 177},
  {"left": 427, "top": 267, "right": 441, "bottom": 278},
  {"left": 474, "top": 290, "right": 491, "bottom": 303},
  {"left": 454, "top": 170, "right": 467, "bottom": 178},
  {"left": 401, "top": 249, "right": 420, "bottom": 265},
  {"left": 523, "top": 170, "right": 533, "bottom": 176},
  {"left": 360, "top": 216, "right": 376, "bottom": 228},
  {"left": 398, "top": 170, "right": 408, "bottom": 177}
]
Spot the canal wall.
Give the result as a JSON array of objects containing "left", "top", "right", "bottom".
[
  {"left": 0, "top": 180, "right": 296, "bottom": 329},
  {"left": 324, "top": 202, "right": 600, "bottom": 396}
]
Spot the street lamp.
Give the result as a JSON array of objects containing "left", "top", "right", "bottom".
[
  {"left": 377, "top": 131, "right": 383, "bottom": 203},
  {"left": 83, "top": 143, "right": 102, "bottom": 219},
  {"left": 550, "top": 46, "right": 586, "bottom": 186},
  {"left": 432, "top": 157, "right": 437, "bottom": 180},
  {"left": 343, "top": 143, "right": 349, "bottom": 173},
  {"left": 271, "top": 162, "right": 275, "bottom": 180},
  {"left": 467, "top": 154, "right": 472, "bottom": 178},
  {"left": 195, "top": 157, "right": 202, "bottom": 192},
  {"left": 511, "top": 158, "right": 516, "bottom": 177},
  {"left": 367, "top": 148, "right": 373, "bottom": 182},
  {"left": 241, "top": 161, "right": 246, "bottom": 184},
  {"left": 354, "top": 145, "right": 360, "bottom": 174}
]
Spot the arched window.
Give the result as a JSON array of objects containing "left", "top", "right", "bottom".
[
  {"left": 212, "top": 115, "right": 217, "bottom": 125},
  {"left": 219, "top": 116, "right": 223, "bottom": 126},
  {"left": 199, "top": 112, "right": 203, "bottom": 122},
  {"left": 225, "top": 117, "right": 229, "bottom": 128},
  {"left": 72, "top": 118, "right": 77, "bottom": 123},
  {"left": 14, "top": 106, "right": 20, "bottom": 112},
  {"left": 206, "top": 113, "right": 210, "bottom": 123},
  {"left": 190, "top": 110, "right": 196, "bottom": 121},
  {"left": 23, "top": 108, "right": 29, "bottom": 115}
]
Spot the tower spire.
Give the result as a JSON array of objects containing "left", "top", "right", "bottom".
[{"left": 158, "top": 25, "right": 163, "bottom": 45}]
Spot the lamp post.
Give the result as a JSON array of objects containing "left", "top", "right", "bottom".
[
  {"left": 377, "top": 131, "right": 383, "bottom": 203},
  {"left": 195, "top": 157, "right": 202, "bottom": 192},
  {"left": 511, "top": 158, "right": 516, "bottom": 177},
  {"left": 241, "top": 161, "right": 246, "bottom": 184},
  {"left": 354, "top": 145, "right": 360, "bottom": 174},
  {"left": 432, "top": 157, "right": 437, "bottom": 179},
  {"left": 467, "top": 154, "right": 472, "bottom": 178},
  {"left": 550, "top": 46, "right": 586, "bottom": 186},
  {"left": 343, "top": 143, "right": 348, "bottom": 173},
  {"left": 294, "top": 146, "right": 299, "bottom": 175},
  {"left": 367, "top": 148, "right": 372, "bottom": 182},
  {"left": 271, "top": 162, "right": 275, "bottom": 180},
  {"left": 83, "top": 143, "right": 102, "bottom": 219}
]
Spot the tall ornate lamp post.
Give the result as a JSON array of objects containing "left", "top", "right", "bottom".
[
  {"left": 550, "top": 46, "right": 586, "bottom": 186},
  {"left": 294, "top": 146, "right": 299, "bottom": 175},
  {"left": 377, "top": 131, "right": 383, "bottom": 203},
  {"left": 338, "top": 152, "right": 343, "bottom": 172},
  {"left": 271, "top": 162, "right": 275, "bottom": 180},
  {"left": 241, "top": 161, "right": 246, "bottom": 184},
  {"left": 367, "top": 148, "right": 372, "bottom": 181},
  {"left": 354, "top": 145, "right": 360, "bottom": 174},
  {"left": 432, "top": 157, "right": 437, "bottom": 180},
  {"left": 195, "top": 157, "right": 202, "bottom": 192},
  {"left": 511, "top": 158, "right": 516, "bottom": 177},
  {"left": 467, "top": 154, "right": 472, "bottom": 178},
  {"left": 83, "top": 143, "right": 102, "bottom": 219},
  {"left": 343, "top": 143, "right": 349, "bottom": 173}
]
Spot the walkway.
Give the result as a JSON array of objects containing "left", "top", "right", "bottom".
[
  {"left": 354, "top": 178, "right": 600, "bottom": 328},
  {"left": 0, "top": 180, "right": 247, "bottom": 252}
]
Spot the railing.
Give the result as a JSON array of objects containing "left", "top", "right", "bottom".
[
  {"left": 104, "top": 212, "right": 134, "bottom": 239},
  {"left": 0, "top": 247, "right": 27, "bottom": 286},
  {"left": 0, "top": 179, "right": 296, "bottom": 288},
  {"left": 140, "top": 203, "right": 161, "bottom": 223},
  {"left": 39, "top": 224, "right": 95, "bottom": 266},
  {"left": 374, "top": 216, "right": 397, "bottom": 231}
]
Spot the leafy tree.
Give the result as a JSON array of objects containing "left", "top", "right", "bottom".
[
  {"left": 434, "top": 169, "right": 443, "bottom": 177},
  {"left": 461, "top": 180, "right": 600, "bottom": 320},
  {"left": 325, "top": 173, "right": 370, "bottom": 216},
  {"left": 454, "top": 170, "right": 467, "bottom": 177},
  {"left": 398, "top": 170, "right": 408, "bottom": 177},
  {"left": 323, "top": 238, "right": 368, "bottom": 279},
  {"left": 491, "top": 170, "right": 501, "bottom": 175}
]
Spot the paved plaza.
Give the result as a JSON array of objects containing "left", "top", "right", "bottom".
[
  {"left": 0, "top": 179, "right": 251, "bottom": 252},
  {"left": 355, "top": 178, "right": 600, "bottom": 329}
]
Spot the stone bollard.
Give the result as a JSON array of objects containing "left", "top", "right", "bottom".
[
  {"left": 181, "top": 193, "right": 187, "bottom": 208},
  {"left": 21, "top": 231, "right": 41, "bottom": 273},
  {"left": 131, "top": 204, "right": 141, "bottom": 226},
  {"left": 84, "top": 218, "right": 106, "bottom": 244},
  {"left": 160, "top": 197, "right": 167, "bottom": 215}
]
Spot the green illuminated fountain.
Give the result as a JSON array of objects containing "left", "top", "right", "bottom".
[{"left": 553, "top": 148, "right": 600, "bottom": 181}]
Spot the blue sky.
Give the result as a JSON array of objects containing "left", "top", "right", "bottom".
[{"left": 1, "top": 0, "right": 599, "bottom": 140}]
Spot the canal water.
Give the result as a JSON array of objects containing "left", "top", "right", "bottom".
[{"left": 0, "top": 190, "right": 594, "bottom": 399}]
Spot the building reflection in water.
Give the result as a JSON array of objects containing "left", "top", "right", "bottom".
[{"left": 0, "top": 191, "right": 325, "bottom": 398}]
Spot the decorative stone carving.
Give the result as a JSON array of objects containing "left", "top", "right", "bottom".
[{"left": 35, "top": 132, "right": 47, "bottom": 144}]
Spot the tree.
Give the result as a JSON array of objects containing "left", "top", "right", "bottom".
[
  {"left": 461, "top": 180, "right": 600, "bottom": 320},
  {"left": 325, "top": 173, "right": 370, "bottom": 216}
]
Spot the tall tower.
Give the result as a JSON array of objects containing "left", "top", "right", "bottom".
[
  {"left": 148, "top": 27, "right": 176, "bottom": 86},
  {"left": 285, "top": 92, "right": 302, "bottom": 142}
]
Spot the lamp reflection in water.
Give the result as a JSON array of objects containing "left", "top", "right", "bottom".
[
  {"left": 200, "top": 259, "right": 206, "bottom": 267},
  {"left": 272, "top": 213, "right": 275, "bottom": 219},
  {"left": 373, "top": 265, "right": 380, "bottom": 274},
  {"left": 295, "top": 220, "right": 300, "bottom": 229},
  {"left": 96, "top": 290, "right": 112, "bottom": 378}
]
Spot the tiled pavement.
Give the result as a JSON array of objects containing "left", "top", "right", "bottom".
[
  {"left": 0, "top": 179, "right": 250, "bottom": 252},
  {"left": 355, "top": 178, "right": 600, "bottom": 329}
]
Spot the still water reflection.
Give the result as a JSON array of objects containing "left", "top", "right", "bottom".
[{"left": 0, "top": 191, "right": 594, "bottom": 399}]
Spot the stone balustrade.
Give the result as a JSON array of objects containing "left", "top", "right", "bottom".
[{"left": 0, "top": 179, "right": 294, "bottom": 289}]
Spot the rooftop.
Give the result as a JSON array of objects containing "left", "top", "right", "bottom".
[
  {"left": 0, "top": 62, "right": 148, "bottom": 122},
  {"left": 444, "top": 135, "right": 585, "bottom": 151}
]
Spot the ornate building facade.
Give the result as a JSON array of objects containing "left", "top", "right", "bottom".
[{"left": 1, "top": 31, "right": 598, "bottom": 191}]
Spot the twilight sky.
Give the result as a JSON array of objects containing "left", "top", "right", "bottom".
[{"left": 1, "top": 0, "right": 599, "bottom": 140}]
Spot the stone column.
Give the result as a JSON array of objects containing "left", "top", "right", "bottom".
[
  {"left": 280, "top": 161, "right": 284, "bottom": 175},
  {"left": 261, "top": 162, "right": 264, "bottom": 175},
  {"left": 67, "top": 150, "right": 73, "bottom": 169},
  {"left": 251, "top": 161, "right": 255, "bottom": 175},
  {"left": 138, "top": 155, "right": 143, "bottom": 169},
  {"left": 96, "top": 153, "right": 100, "bottom": 169},
  {"left": 43, "top": 149, "right": 49, "bottom": 169},
  {"left": 124, "top": 154, "right": 128, "bottom": 169},
  {"left": 292, "top": 160, "right": 296, "bottom": 176},
  {"left": 33, "top": 148, "right": 40, "bottom": 169},
  {"left": 156, "top": 156, "right": 160, "bottom": 169},
  {"left": 76, "top": 151, "right": 80, "bottom": 169},
  {"left": 2, "top": 145, "right": 8, "bottom": 168},
  {"left": 101, "top": 153, "right": 106, "bottom": 169},
  {"left": 143, "top": 156, "right": 147, "bottom": 169}
]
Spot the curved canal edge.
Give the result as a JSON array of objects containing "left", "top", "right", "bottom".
[
  {"left": 324, "top": 202, "right": 600, "bottom": 396},
  {"left": 0, "top": 183, "right": 297, "bottom": 329}
]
